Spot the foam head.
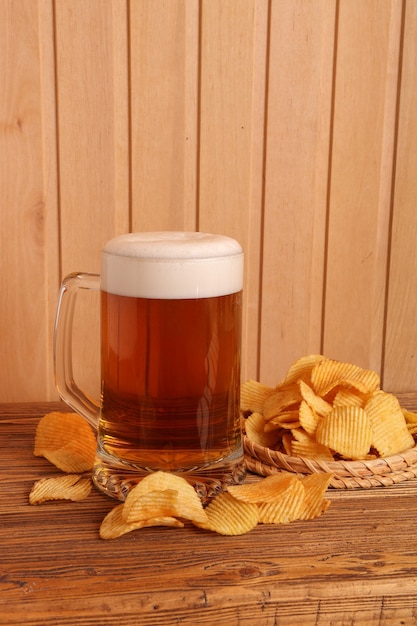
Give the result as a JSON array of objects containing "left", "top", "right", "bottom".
[{"left": 101, "top": 232, "right": 244, "bottom": 299}]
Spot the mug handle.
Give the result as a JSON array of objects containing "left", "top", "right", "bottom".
[{"left": 54, "top": 272, "right": 101, "bottom": 429}]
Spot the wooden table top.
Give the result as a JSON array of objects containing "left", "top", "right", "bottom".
[{"left": 2, "top": 398, "right": 417, "bottom": 626}]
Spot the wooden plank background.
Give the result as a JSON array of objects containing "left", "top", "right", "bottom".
[{"left": 1, "top": 0, "right": 416, "bottom": 403}]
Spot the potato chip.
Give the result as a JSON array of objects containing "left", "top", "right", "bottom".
[
  {"left": 298, "top": 473, "right": 333, "bottom": 520},
  {"left": 315, "top": 406, "right": 372, "bottom": 459},
  {"left": 123, "top": 489, "right": 180, "bottom": 522},
  {"left": 264, "top": 411, "right": 301, "bottom": 432},
  {"left": 244, "top": 412, "right": 281, "bottom": 448},
  {"left": 125, "top": 487, "right": 208, "bottom": 525},
  {"left": 291, "top": 438, "right": 334, "bottom": 461},
  {"left": 281, "top": 432, "right": 294, "bottom": 455},
  {"left": 291, "top": 427, "right": 313, "bottom": 443},
  {"left": 194, "top": 492, "right": 259, "bottom": 535},
  {"left": 365, "top": 391, "right": 414, "bottom": 457},
  {"left": 298, "top": 380, "right": 332, "bottom": 417},
  {"left": 34, "top": 411, "right": 96, "bottom": 473},
  {"left": 123, "top": 470, "right": 197, "bottom": 500},
  {"left": 240, "top": 380, "right": 275, "bottom": 413},
  {"left": 271, "top": 410, "right": 300, "bottom": 424},
  {"left": 36, "top": 448, "right": 94, "bottom": 475},
  {"left": 258, "top": 479, "right": 306, "bottom": 524},
  {"left": 227, "top": 473, "right": 298, "bottom": 504},
  {"left": 277, "top": 354, "right": 326, "bottom": 388},
  {"left": 29, "top": 474, "right": 92, "bottom": 505},
  {"left": 263, "top": 385, "right": 302, "bottom": 421},
  {"left": 123, "top": 472, "right": 208, "bottom": 525},
  {"left": 332, "top": 388, "right": 367, "bottom": 408},
  {"left": 99, "top": 503, "right": 184, "bottom": 540},
  {"left": 311, "top": 359, "right": 380, "bottom": 397},
  {"left": 403, "top": 409, "right": 417, "bottom": 425},
  {"left": 298, "top": 400, "right": 321, "bottom": 435}
]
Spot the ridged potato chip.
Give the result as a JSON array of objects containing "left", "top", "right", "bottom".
[
  {"left": 403, "top": 409, "right": 417, "bottom": 424},
  {"left": 194, "top": 492, "right": 259, "bottom": 536},
  {"left": 100, "top": 503, "right": 184, "bottom": 540},
  {"left": 281, "top": 432, "right": 293, "bottom": 455},
  {"left": 277, "top": 354, "right": 326, "bottom": 389},
  {"left": 244, "top": 412, "right": 281, "bottom": 448},
  {"left": 263, "top": 385, "right": 302, "bottom": 421},
  {"left": 298, "top": 400, "right": 321, "bottom": 435},
  {"left": 291, "top": 427, "right": 313, "bottom": 443},
  {"left": 34, "top": 411, "right": 96, "bottom": 473},
  {"left": 299, "top": 473, "right": 333, "bottom": 520},
  {"left": 298, "top": 380, "right": 333, "bottom": 417},
  {"left": 264, "top": 410, "right": 300, "bottom": 432},
  {"left": 128, "top": 489, "right": 207, "bottom": 525},
  {"left": 332, "top": 388, "right": 367, "bottom": 408},
  {"left": 311, "top": 359, "right": 380, "bottom": 397},
  {"left": 227, "top": 473, "right": 297, "bottom": 504},
  {"left": 291, "top": 438, "right": 334, "bottom": 461},
  {"left": 240, "top": 380, "right": 275, "bottom": 413},
  {"left": 258, "top": 478, "right": 306, "bottom": 524},
  {"left": 123, "top": 489, "right": 180, "bottom": 522},
  {"left": 315, "top": 406, "right": 372, "bottom": 459},
  {"left": 124, "top": 470, "right": 197, "bottom": 502},
  {"left": 365, "top": 391, "right": 414, "bottom": 457},
  {"left": 29, "top": 474, "right": 92, "bottom": 504},
  {"left": 123, "top": 472, "right": 208, "bottom": 525},
  {"left": 100, "top": 471, "right": 210, "bottom": 538}
]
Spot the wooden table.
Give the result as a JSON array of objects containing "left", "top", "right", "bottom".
[{"left": 2, "top": 399, "right": 417, "bottom": 626}]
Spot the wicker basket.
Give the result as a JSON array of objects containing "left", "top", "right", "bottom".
[{"left": 243, "top": 435, "right": 417, "bottom": 489}]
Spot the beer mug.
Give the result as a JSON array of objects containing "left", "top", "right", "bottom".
[{"left": 54, "top": 231, "right": 246, "bottom": 501}]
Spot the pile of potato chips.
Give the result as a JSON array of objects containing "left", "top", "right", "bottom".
[
  {"left": 99, "top": 470, "right": 333, "bottom": 538},
  {"left": 242, "top": 354, "right": 417, "bottom": 462},
  {"left": 29, "top": 410, "right": 333, "bottom": 538},
  {"left": 30, "top": 411, "right": 96, "bottom": 505}
]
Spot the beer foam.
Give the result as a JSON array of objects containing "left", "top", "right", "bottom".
[{"left": 101, "top": 232, "right": 244, "bottom": 299}]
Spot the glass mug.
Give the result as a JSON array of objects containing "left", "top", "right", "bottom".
[{"left": 54, "top": 231, "right": 246, "bottom": 502}]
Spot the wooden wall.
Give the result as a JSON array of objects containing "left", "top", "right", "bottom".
[{"left": 1, "top": 0, "right": 417, "bottom": 402}]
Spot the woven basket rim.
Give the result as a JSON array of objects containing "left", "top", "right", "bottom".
[
  {"left": 243, "top": 434, "right": 417, "bottom": 479},
  {"left": 244, "top": 454, "right": 417, "bottom": 489}
]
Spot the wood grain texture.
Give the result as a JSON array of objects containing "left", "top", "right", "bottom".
[
  {"left": 130, "top": 0, "right": 199, "bottom": 232},
  {"left": 384, "top": 0, "right": 417, "bottom": 390},
  {"left": 324, "top": 0, "right": 403, "bottom": 377},
  {"left": 1, "top": 1, "right": 417, "bottom": 401},
  {"left": 1, "top": 399, "right": 417, "bottom": 625},
  {"left": 0, "top": 0, "right": 54, "bottom": 401},
  {"left": 260, "top": 0, "right": 336, "bottom": 384}
]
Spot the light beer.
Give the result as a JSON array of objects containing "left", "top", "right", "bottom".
[{"left": 95, "top": 232, "right": 245, "bottom": 498}]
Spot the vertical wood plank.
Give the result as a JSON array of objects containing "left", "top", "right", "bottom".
[
  {"left": 323, "top": 0, "right": 403, "bottom": 376},
  {"left": 0, "top": 0, "right": 54, "bottom": 401},
  {"left": 243, "top": 0, "right": 269, "bottom": 381},
  {"left": 39, "top": 0, "right": 60, "bottom": 399},
  {"left": 55, "top": 0, "right": 130, "bottom": 270},
  {"left": 199, "top": 0, "right": 268, "bottom": 382},
  {"left": 55, "top": 0, "right": 129, "bottom": 399},
  {"left": 112, "top": 0, "right": 131, "bottom": 236},
  {"left": 259, "top": 0, "right": 336, "bottom": 385},
  {"left": 130, "top": 0, "right": 199, "bottom": 231},
  {"left": 199, "top": 0, "right": 255, "bottom": 237},
  {"left": 384, "top": 0, "right": 417, "bottom": 391}
]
